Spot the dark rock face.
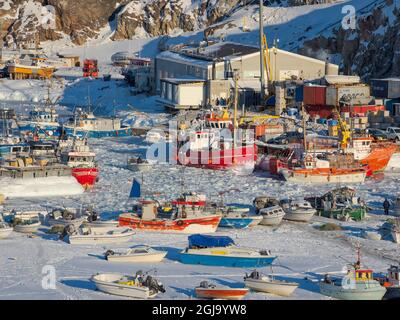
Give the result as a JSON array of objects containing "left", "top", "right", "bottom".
[
  {"left": 299, "top": 4, "right": 400, "bottom": 80},
  {"left": 0, "top": 0, "right": 243, "bottom": 45}
]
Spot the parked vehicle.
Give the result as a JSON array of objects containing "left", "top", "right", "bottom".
[{"left": 386, "top": 127, "right": 400, "bottom": 142}]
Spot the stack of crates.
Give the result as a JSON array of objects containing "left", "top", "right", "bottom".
[
  {"left": 327, "top": 119, "right": 339, "bottom": 136},
  {"left": 83, "top": 59, "right": 99, "bottom": 78}
]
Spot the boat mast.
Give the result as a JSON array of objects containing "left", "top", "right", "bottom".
[
  {"left": 233, "top": 70, "right": 239, "bottom": 147},
  {"left": 259, "top": 0, "right": 266, "bottom": 104},
  {"left": 302, "top": 103, "right": 307, "bottom": 151}
]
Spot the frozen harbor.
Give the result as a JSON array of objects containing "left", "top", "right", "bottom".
[{"left": 1, "top": 134, "right": 400, "bottom": 300}]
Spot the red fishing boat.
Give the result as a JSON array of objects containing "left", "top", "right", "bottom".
[
  {"left": 118, "top": 200, "right": 221, "bottom": 234},
  {"left": 62, "top": 139, "right": 99, "bottom": 189},
  {"left": 195, "top": 282, "right": 249, "bottom": 300}
]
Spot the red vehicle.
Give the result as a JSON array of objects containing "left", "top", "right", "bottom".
[{"left": 83, "top": 59, "right": 99, "bottom": 78}]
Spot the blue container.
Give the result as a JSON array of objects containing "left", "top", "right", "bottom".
[
  {"left": 219, "top": 217, "right": 253, "bottom": 229},
  {"left": 295, "top": 85, "right": 304, "bottom": 102},
  {"left": 317, "top": 118, "right": 327, "bottom": 124},
  {"left": 180, "top": 252, "right": 277, "bottom": 268},
  {"left": 327, "top": 119, "right": 338, "bottom": 126}
]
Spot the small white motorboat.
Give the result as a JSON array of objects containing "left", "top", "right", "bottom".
[
  {"left": 127, "top": 157, "right": 152, "bottom": 172},
  {"left": 13, "top": 219, "right": 41, "bottom": 233},
  {"left": 85, "top": 219, "right": 119, "bottom": 231},
  {"left": 0, "top": 222, "right": 13, "bottom": 239},
  {"left": 105, "top": 245, "right": 167, "bottom": 263},
  {"left": 281, "top": 199, "right": 316, "bottom": 222},
  {"left": 46, "top": 208, "right": 86, "bottom": 227},
  {"left": 244, "top": 270, "right": 298, "bottom": 296},
  {"left": 65, "top": 225, "right": 134, "bottom": 245},
  {"left": 259, "top": 206, "right": 285, "bottom": 226},
  {"left": 91, "top": 271, "right": 165, "bottom": 299}
]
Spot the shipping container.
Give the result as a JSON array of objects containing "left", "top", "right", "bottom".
[
  {"left": 371, "top": 78, "right": 400, "bottom": 99},
  {"left": 326, "top": 85, "right": 370, "bottom": 106},
  {"left": 295, "top": 85, "right": 304, "bottom": 102},
  {"left": 341, "top": 104, "right": 385, "bottom": 116},
  {"left": 303, "top": 85, "right": 326, "bottom": 105}
]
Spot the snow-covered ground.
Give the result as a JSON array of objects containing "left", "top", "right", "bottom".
[{"left": 1, "top": 133, "right": 399, "bottom": 300}]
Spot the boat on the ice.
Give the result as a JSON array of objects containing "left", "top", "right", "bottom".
[
  {"left": 0, "top": 222, "right": 13, "bottom": 239},
  {"left": 380, "top": 265, "right": 400, "bottom": 300},
  {"left": 119, "top": 199, "right": 221, "bottom": 234},
  {"left": 64, "top": 225, "right": 134, "bottom": 245},
  {"left": 391, "top": 218, "right": 400, "bottom": 244},
  {"left": 13, "top": 217, "right": 41, "bottom": 233},
  {"left": 306, "top": 187, "right": 368, "bottom": 221},
  {"left": 280, "top": 199, "right": 316, "bottom": 222},
  {"left": 17, "top": 106, "right": 60, "bottom": 136},
  {"left": 180, "top": 234, "right": 277, "bottom": 268},
  {"left": 281, "top": 167, "right": 367, "bottom": 184},
  {"left": 91, "top": 271, "right": 165, "bottom": 299},
  {"left": 61, "top": 138, "right": 99, "bottom": 189},
  {"left": 46, "top": 207, "right": 87, "bottom": 227},
  {"left": 244, "top": 270, "right": 298, "bottom": 296},
  {"left": 127, "top": 156, "right": 152, "bottom": 172},
  {"left": 318, "top": 248, "right": 386, "bottom": 300},
  {"left": 105, "top": 245, "right": 167, "bottom": 263},
  {"left": 195, "top": 281, "right": 249, "bottom": 300},
  {"left": 258, "top": 206, "right": 285, "bottom": 226},
  {"left": 219, "top": 207, "right": 261, "bottom": 229},
  {"left": 63, "top": 109, "right": 134, "bottom": 138}
]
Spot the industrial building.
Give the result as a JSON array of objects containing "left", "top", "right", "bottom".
[{"left": 155, "top": 41, "right": 339, "bottom": 110}]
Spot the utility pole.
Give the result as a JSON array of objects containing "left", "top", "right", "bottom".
[{"left": 259, "top": 0, "right": 265, "bottom": 105}]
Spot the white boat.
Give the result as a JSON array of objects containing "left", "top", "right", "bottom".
[
  {"left": 259, "top": 206, "right": 285, "bottom": 226},
  {"left": 91, "top": 272, "right": 165, "bottom": 299},
  {"left": 281, "top": 199, "right": 316, "bottom": 222},
  {"left": 105, "top": 245, "right": 167, "bottom": 263},
  {"left": 13, "top": 220, "right": 41, "bottom": 233},
  {"left": 127, "top": 157, "right": 152, "bottom": 172},
  {"left": 66, "top": 226, "right": 134, "bottom": 245},
  {"left": 244, "top": 270, "right": 298, "bottom": 296},
  {"left": 46, "top": 208, "right": 87, "bottom": 227},
  {"left": 0, "top": 222, "right": 13, "bottom": 239},
  {"left": 280, "top": 168, "right": 366, "bottom": 184}
]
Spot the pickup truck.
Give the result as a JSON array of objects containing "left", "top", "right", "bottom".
[{"left": 386, "top": 127, "right": 400, "bottom": 141}]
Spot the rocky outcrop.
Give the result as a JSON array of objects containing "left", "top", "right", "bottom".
[{"left": 299, "top": 3, "right": 400, "bottom": 80}]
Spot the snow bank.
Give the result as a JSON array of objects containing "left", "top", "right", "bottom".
[{"left": 0, "top": 176, "right": 85, "bottom": 199}]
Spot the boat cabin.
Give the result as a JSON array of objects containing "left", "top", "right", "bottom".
[
  {"left": 189, "top": 131, "right": 219, "bottom": 151},
  {"left": 29, "top": 141, "right": 56, "bottom": 157},
  {"left": 387, "top": 265, "right": 400, "bottom": 287},
  {"left": 350, "top": 137, "right": 372, "bottom": 160},
  {"left": 206, "top": 109, "right": 232, "bottom": 129},
  {"left": 28, "top": 107, "right": 58, "bottom": 124},
  {"left": 353, "top": 269, "right": 374, "bottom": 281},
  {"left": 73, "top": 112, "right": 122, "bottom": 131}
]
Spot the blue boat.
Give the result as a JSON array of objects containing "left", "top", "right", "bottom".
[
  {"left": 219, "top": 217, "right": 253, "bottom": 229},
  {"left": 180, "top": 234, "right": 277, "bottom": 268}
]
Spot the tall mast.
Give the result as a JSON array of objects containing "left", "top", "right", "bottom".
[
  {"left": 259, "top": 0, "right": 265, "bottom": 104},
  {"left": 302, "top": 103, "right": 307, "bottom": 151}
]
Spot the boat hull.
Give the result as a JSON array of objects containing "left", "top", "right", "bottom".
[
  {"left": 179, "top": 145, "right": 257, "bottom": 173},
  {"left": 283, "top": 212, "right": 315, "bottom": 223},
  {"left": 281, "top": 168, "right": 366, "bottom": 184},
  {"left": 0, "top": 228, "right": 13, "bottom": 239},
  {"left": 219, "top": 218, "right": 253, "bottom": 229},
  {"left": 180, "top": 251, "right": 276, "bottom": 268},
  {"left": 385, "top": 152, "right": 400, "bottom": 172},
  {"left": 68, "top": 230, "right": 134, "bottom": 245},
  {"left": 360, "top": 144, "right": 397, "bottom": 173},
  {"left": 195, "top": 288, "right": 248, "bottom": 300},
  {"left": 244, "top": 278, "right": 298, "bottom": 296},
  {"left": 72, "top": 167, "right": 99, "bottom": 189},
  {"left": 91, "top": 273, "right": 157, "bottom": 299},
  {"left": 319, "top": 282, "right": 386, "bottom": 300},
  {"left": 107, "top": 252, "right": 167, "bottom": 263},
  {"left": 317, "top": 208, "right": 367, "bottom": 221},
  {"left": 118, "top": 214, "right": 221, "bottom": 234},
  {"left": 64, "top": 127, "right": 135, "bottom": 138},
  {"left": 13, "top": 222, "right": 41, "bottom": 233}
]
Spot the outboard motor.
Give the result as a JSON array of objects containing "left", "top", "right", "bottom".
[
  {"left": 60, "top": 224, "right": 76, "bottom": 240},
  {"left": 144, "top": 275, "right": 165, "bottom": 293},
  {"left": 104, "top": 250, "right": 115, "bottom": 259}
]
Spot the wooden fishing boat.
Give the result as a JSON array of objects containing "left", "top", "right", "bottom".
[
  {"left": 0, "top": 222, "right": 13, "bottom": 239},
  {"left": 381, "top": 265, "right": 400, "bottom": 300},
  {"left": 280, "top": 199, "right": 316, "bottom": 222},
  {"left": 319, "top": 248, "right": 386, "bottom": 300},
  {"left": 244, "top": 270, "right": 298, "bottom": 296},
  {"left": 195, "top": 281, "right": 248, "bottom": 300},
  {"left": 127, "top": 157, "right": 152, "bottom": 172},
  {"left": 119, "top": 200, "right": 221, "bottom": 234},
  {"left": 66, "top": 226, "right": 134, "bottom": 245},
  {"left": 306, "top": 187, "right": 368, "bottom": 221},
  {"left": 280, "top": 167, "right": 367, "bottom": 184},
  {"left": 91, "top": 272, "right": 165, "bottom": 299},
  {"left": 105, "top": 245, "right": 167, "bottom": 263},
  {"left": 180, "top": 234, "right": 276, "bottom": 268},
  {"left": 258, "top": 206, "right": 285, "bottom": 226}
]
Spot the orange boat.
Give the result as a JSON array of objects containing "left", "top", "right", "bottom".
[
  {"left": 350, "top": 138, "right": 397, "bottom": 173},
  {"left": 195, "top": 282, "right": 249, "bottom": 300}
]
